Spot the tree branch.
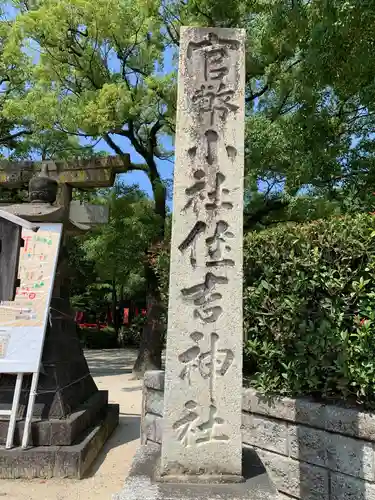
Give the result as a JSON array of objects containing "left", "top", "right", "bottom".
[
  {"left": 246, "top": 58, "right": 302, "bottom": 104},
  {"left": 55, "top": 125, "right": 92, "bottom": 137},
  {"left": 271, "top": 88, "right": 295, "bottom": 120},
  {"left": 165, "top": 23, "right": 179, "bottom": 46},
  {"left": 191, "top": 3, "right": 215, "bottom": 25},
  {"left": 148, "top": 120, "right": 164, "bottom": 155},
  {"left": 103, "top": 134, "right": 148, "bottom": 173},
  {"left": 0, "top": 129, "right": 32, "bottom": 144},
  {"left": 246, "top": 83, "right": 269, "bottom": 103},
  {"left": 0, "top": 76, "right": 10, "bottom": 86},
  {"left": 244, "top": 198, "right": 290, "bottom": 230},
  {"left": 103, "top": 134, "right": 127, "bottom": 157},
  {"left": 109, "top": 127, "right": 131, "bottom": 138}
]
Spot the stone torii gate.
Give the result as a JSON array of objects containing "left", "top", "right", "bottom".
[
  {"left": 0, "top": 156, "right": 130, "bottom": 188},
  {"left": 0, "top": 155, "right": 130, "bottom": 207},
  {"left": 0, "top": 155, "right": 130, "bottom": 478}
]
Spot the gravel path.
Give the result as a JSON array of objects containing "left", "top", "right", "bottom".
[{"left": 0, "top": 349, "right": 142, "bottom": 500}]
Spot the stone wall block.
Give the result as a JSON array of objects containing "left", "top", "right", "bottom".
[
  {"left": 330, "top": 472, "right": 375, "bottom": 500},
  {"left": 256, "top": 448, "right": 329, "bottom": 500},
  {"left": 288, "top": 425, "right": 328, "bottom": 468},
  {"left": 242, "top": 389, "right": 326, "bottom": 429},
  {"left": 145, "top": 389, "right": 164, "bottom": 417},
  {"left": 242, "top": 414, "right": 288, "bottom": 455},
  {"left": 327, "top": 433, "right": 374, "bottom": 481},
  {"left": 142, "top": 413, "right": 163, "bottom": 445},
  {"left": 143, "top": 371, "right": 165, "bottom": 392},
  {"left": 243, "top": 389, "right": 375, "bottom": 442},
  {"left": 326, "top": 405, "right": 375, "bottom": 442}
]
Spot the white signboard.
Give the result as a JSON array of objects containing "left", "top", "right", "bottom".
[{"left": 0, "top": 223, "right": 62, "bottom": 373}]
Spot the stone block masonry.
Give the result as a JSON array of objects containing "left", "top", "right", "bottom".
[{"left": 143, "top": 371, "right": 375, "bottom": 499}]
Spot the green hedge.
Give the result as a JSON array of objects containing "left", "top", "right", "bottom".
[
  {"left": 154, "top": 214, "right": 375, "bottom": 407},
  {"left": 78, "top": 326, "right": 118, "bottom": 349},
  {"left": 244, "top": 214, "right": 375, "bottom": 406}
]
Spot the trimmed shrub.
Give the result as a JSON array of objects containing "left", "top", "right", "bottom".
[
  {"left": 78, "top": 326, "right": 118, "bottom": 349},
  {"left": 244, "top": 214, "right": 375, "bottom": 407}
]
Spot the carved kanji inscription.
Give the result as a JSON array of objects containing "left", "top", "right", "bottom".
[
  {"left": 181, "top": 273, "right": 228, "bottom": 323},
  {"left": 183, "top": 171, "right": 233, "bottom": 215},
  {"left": 206, "top": 220, "right": 235, "bottom": 267},
  {"left": 179, "top": 220, "right": 235, "bottom": 269},
  {"left": 192, "top": 83, "right": 239, "bottom": 126},
  {"left": 173, "top": 400, "right": 229, "bottom": 447},
  {"left": 186, "top": 31, "right": 240, "bottom": 84},
  {"left": 178, "top": 332, "right": 234, "bottom": 385}
]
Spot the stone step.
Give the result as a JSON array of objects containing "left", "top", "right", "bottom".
[
  {"left": 0, "top": 403, "right": 119, "bottom": 479},
  {"left": 0, "top": 390, "right": 109, "bottom": 446}
]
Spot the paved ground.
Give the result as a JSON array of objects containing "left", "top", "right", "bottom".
[{"left": 0, "top": 349, "right": 142, "bottom": 500}]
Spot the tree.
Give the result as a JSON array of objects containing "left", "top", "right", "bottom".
[
  {"left": 0, "top": 3, "right": 35, "bottom": 155},
  {"left": 0, "top": 0, "right": 176, "bottom": 374},
  {"left": 244, "top": 0, "right": 375, "bottom": 215},
  {"left": 68, "top": 183, "right": 171, "bottom": 345},
  {"left": 164, "top": 0, "right": 375, "bottom": 223},
  {"left": 11, "top": 129, "right": 101, "bottom": 160},
  {"left": 82, "top": 184, "right": 162, "bottom": 335},
  {"left": 5, "top": 0, "right": 375, "bottom": 373}
]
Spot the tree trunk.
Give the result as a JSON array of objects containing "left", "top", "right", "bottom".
[
  {"left": 132, "top": 156, "right": 166, "bottom": 377},
  {"left": 104, "top": 141, "right": 167, "bottom": 373},
  {"left": 132, "top": 262, "right": 164, "bottom": 378},
  {"left": 111, "top": 278, "right": 119, "bottom": 335}
]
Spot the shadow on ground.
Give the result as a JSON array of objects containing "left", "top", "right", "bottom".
[
  {"left": 122, "top": 386, "right": 142, "bottom": 392},
  {"left": 84, "top": 349, "right": 137, "bottom": 377},
  {"left": 242, "top": 447, "right": 268, "bottom": 481},
  {"left": 84, "top": 413, "right": 141, "bottom": 478}
]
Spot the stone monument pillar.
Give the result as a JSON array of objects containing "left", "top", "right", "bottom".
[{"left": 161, "top": 26, "right": 245, "bottom": 482}]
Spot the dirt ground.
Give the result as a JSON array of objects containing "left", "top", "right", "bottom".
[{"left": 0, "top": 349, "right": 142, "bottom": 500}]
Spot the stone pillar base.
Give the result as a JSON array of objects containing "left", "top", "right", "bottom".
[
  {"left": 113, "top": 442, "right": 277, "bottom": 500},
  {"left": 157, "top": 473, "right": 245, "bottom": 484},
  {"left": 0, "top": 390, "right": 109, "bottom": 446}
]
